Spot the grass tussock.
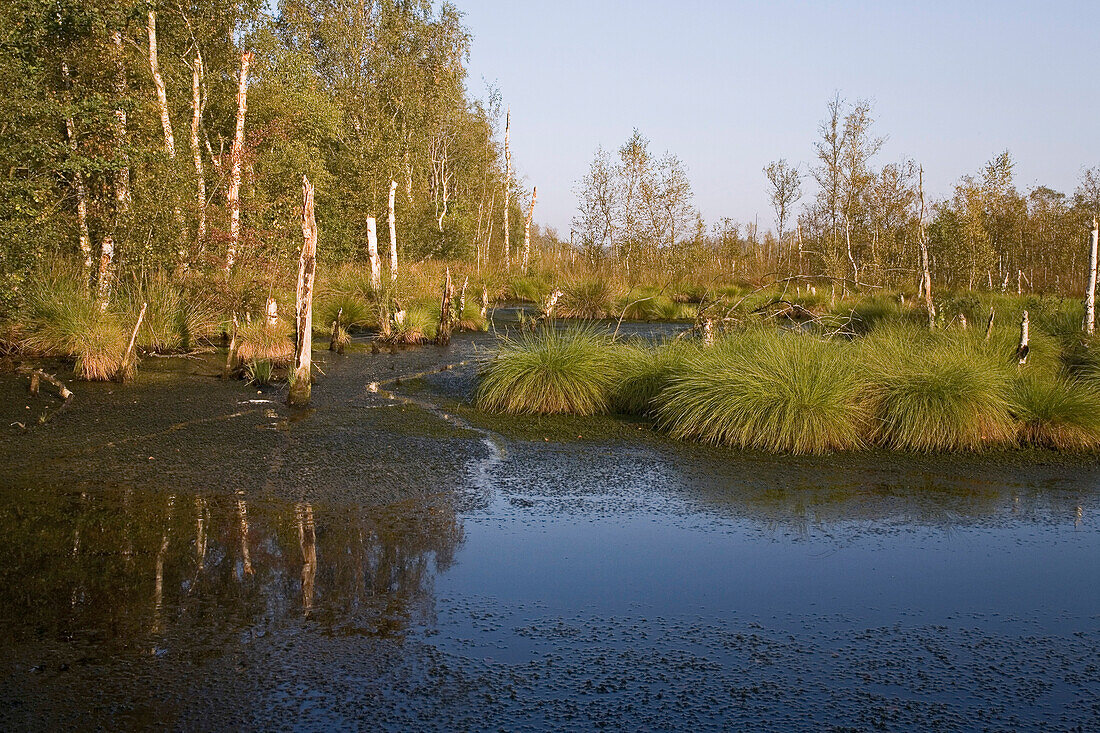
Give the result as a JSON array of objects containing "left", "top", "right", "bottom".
[
  {"left": 656, "top": 332, "right": 867, "bottom": 454},
  {"left": 611, "top": 340, "right": 697, "bottom": 416},
  {"left": 390, "top": 306, "right": 437, "bottom": 344},
  {"left": 20, "top": 266, "right": 129, "bottom": 380},
  {"left": 861, "top": 328, "right": 1016, "bottom": 451},
  {"left": 477, "top": 326, "right": 625, "bottom": 415},
  {"left": 1010, "top": 374, "right": 1100, "bottom": 450},
  {"left": 123, "top": 272, "right": 220, "bottom": 352},
  {"left": 559, "top": 280, "right": 618, "bottom": 319},
  {"left": 236, "top": 321, "right": 295, "bottom": 366}
]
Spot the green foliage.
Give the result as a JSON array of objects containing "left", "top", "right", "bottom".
[
  {"left": 656, "top": 332, "right": 867, "bottom": 454},
  {"left": 477, "top": 326, "right": 625, "bottom": 415}
]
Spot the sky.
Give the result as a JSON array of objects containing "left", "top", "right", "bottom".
[{"left": 455, "top": 0, "right": 1100, "bottom": 237}]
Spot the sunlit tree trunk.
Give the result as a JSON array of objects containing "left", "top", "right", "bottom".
[
  {"left": 289, "top": 176, "right": 317, "bottom": 407},
  {"left": 522, "top": 186, "right": 537, "bottom": 272},
  {"left": 367, "top": 216, "right": 381, "bottom": 291},
  {"left": 99, "top": 29, "right": 130, "bottom": 310},
  {"left": 917, "top": 166, "right": 935, "bottom": 327},
  {"left": 388, "top": 180, "right": 398, "bottom": 282},
  {"left": 61, "top": 62, "right": 92, "bottom": 284},
  {"left": 503, "top": 108, "right": 511, "bottom": 270},
  {"left": 190, "top": 54, "right": 207, "bottom": 256},
  {"left": 226, "top": 52, "right": 253, "bottom": 273},
  {"left": 195, "top": 496, "right": 207, "bottom": 571},
  {"left": 1086, "top": 219, "right": 1098, "bottom": 334}
]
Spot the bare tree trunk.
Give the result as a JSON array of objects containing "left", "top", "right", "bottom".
[
  {"left": 60, "top": 62, "right": 93, "bottom": 285},
  {"left": 226, "top": 52, "right": 253, "bottom": 273},
  {"left": 118, "top": 301, "right": 147, "bottom": 381},
  {"left": 503, "top": 108, "right": 511, "bottom": 270},
  {"left": 917, "top": 166, "right": 935, "bottom": 328},
  {"left": 366, "top": 216, "right": 381, "bottom": 291},
  {"left": 985, "top": 306, "right": 995, "bottom": 340},
  {"left": 223, "top": 311, "right": 239, "bottom": 379},
  {"left": 522, "top": 186, "right": 537, "bottom": 272},
  {"left": 289, "top": 176, "right": 318, "bottom": 407},
  {"left": 845, "top": 215, "right": 858, "bottom": 288},
  {"left": 1017, "top": 310, "right": 1030, "bottom": 364},
  {"left": 458, "top": 276, "right": 468, "bottom": 320},
  {"left": 1087, "top": 219, "right": 1099, "bottom": 335},
  {"left": 480, "top": 284, "right": 489, "bottom": 319},
  {"left": 99, "top": 29, "right": 130, "bottom": 311},
  {"left": 436, "top": 268, "right": 454, "bottom": 346},
  {"left": 147, "top": 10, "right": 189, "bottom": 266},
  {"left": 190, "top": 54, "right": 207, "bottom": 256},
  {"left": 388, "top": 180, "right": 398, "bottom": 282}
]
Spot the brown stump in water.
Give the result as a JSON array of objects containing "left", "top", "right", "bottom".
[
  {"left": 329, "top": 307, "right": 343, "bottom": 354},
  {"left": 289, "top": 176, "right": 317, "bottom": 406},
  {"left": 436, "top": 268, "right": 454, "bottom": 346}
]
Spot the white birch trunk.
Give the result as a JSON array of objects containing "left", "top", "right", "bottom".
[
  {"left": 388, "top": 180, "right": 398, "bottom": 282},
  {"left": 917, "top": 166, "right": 935, "bottom": 328},
  {"left": 61, "top": 62, "right": 92, "bottom": 282},
  {"left": 147, "top": 10, "right": 189, "bottom": 264},
  {"left": 289, "top": 176, "right": 317, "bottom": 407},
  {"left": 366, "top": 216, "right": 381, "bottom": 291},
  {"left": 522, "top": 186, "right": 537, "bottom": 272},
  {"left": 1086, "top": 219, "right": 1099, "bottom": 335},
  {"left": 226, "top": 52, "right": 253, "bottom": 273},
  {"left": 503, "top": 108, "right": 511, "bottom": 270},
  {"left": 190, "top": 54, "right": 207, "bottom": 254}
]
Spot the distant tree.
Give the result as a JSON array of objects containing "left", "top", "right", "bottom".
[{"left": 764, "top": 159, "right": 802, "bottom": 261}]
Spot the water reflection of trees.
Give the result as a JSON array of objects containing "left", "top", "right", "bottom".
[{"left": 0, "top": 489, "right": 464, "bottom": 650}]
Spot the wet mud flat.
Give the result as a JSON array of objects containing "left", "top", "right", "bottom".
[{"left": 0, "top": 330, "right": 1098, "bottom": 731}]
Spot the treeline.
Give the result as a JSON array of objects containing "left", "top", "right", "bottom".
[
  {"left": 0, "top": 0, "right": 533, "bottom": 314},
  {"left": 573, "top": 96, "right": 1100, "bottom": 295}
]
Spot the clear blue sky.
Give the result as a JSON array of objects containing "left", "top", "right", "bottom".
[{"left": 456, "top": 0, "right": 1100, "bottom": 237}]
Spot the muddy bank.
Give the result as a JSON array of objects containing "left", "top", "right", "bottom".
[{"left": 0, "top": 332, "right": 1098, "bottom": 731}]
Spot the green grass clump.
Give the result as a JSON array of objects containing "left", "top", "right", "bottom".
[
  {"left": 123, "top": 272, "right": 219, "bottom": 352},
  {"left": 656, "top": 332, "right": 867, "bottom": 454},
  {"left": 20, "top": 266, "right": 129, "bottom": 380},
  {"left": 616, "top": 293, "right": 681, "bottom": 321},
  {"left": 391, "top": 306, "right": 437, "bottom": 344},
  {"left": 827, "top": 294, "right": 915, "bottom": 335},
  {"left": 477, "top": 326, "right": 625, "bottom": 415},
  {"left": 236, "top": 321, "right": 295, "bottom": 366},
  {"left": 317, "top": 292, "right": 373, "bottom": 332},
  {"left": 861, "top": 328, "right": 1016, "bottom": 451},
  {"left": 559, "top": 280, "right": 617, "bottom": 319},
  {"left": 1010, "top": 374, "right": 1100, "bottom": 451},
  {"left": 611, "top": 340, "right": 697, "bottom": 416},
  {"left": 506, "top": 276, "right": 549, "bottom": 303}
]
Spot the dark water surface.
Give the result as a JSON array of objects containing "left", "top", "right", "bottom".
[{"left": 1, "top": 329, "right": 1098, "bottom": 731}]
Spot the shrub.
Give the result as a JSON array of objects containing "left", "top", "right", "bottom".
[
  {"left": 477, "top": 326, "right": 625, "bottom": 415},
  {"left": 656, "top": 332, "right": 867, "bottom": 454}
]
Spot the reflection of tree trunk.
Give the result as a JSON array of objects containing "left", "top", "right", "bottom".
[
  {"left": 236, "top": 491, "right": 253, "bottom": 576},
  {"left": 195, "top": 496, "right": 208, "bottom": 571},
  {"left": 297, "top": 503, "right": 316, "bottom": 616},
  {"left": 152, "top": 495, "right": 174, "bottom": 635}
]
